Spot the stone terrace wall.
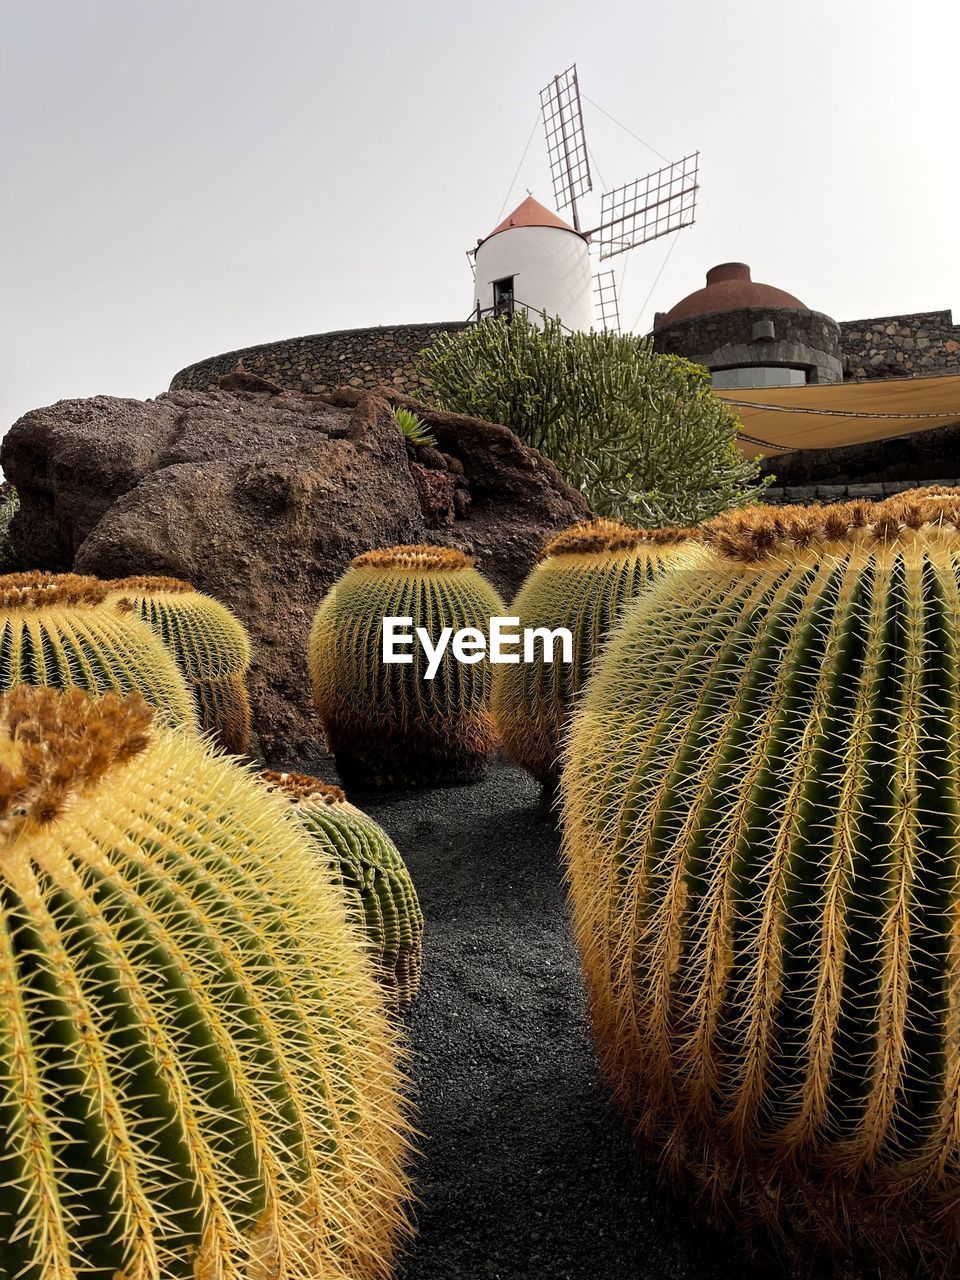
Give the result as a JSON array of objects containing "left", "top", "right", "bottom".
[
  {"left": 170, "top": 321, "right": 470, "bottom": 396},
  {"left": 841, "top": 310, "right": 960, "bottom": 380},
  {"left": 766, "top": 478, "right": 958, "bottom": 505},
  {"left": 169, "top": 309, "right": 960, "bottom": 402}
]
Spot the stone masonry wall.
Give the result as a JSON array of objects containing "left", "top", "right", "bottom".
[
  {"left": 766, "top": 478, "right": 958, "bottom": 505},
  {"left": 169, "top": 309, "right": 960, "bottom": 401},
  {"left": 170, "top": 321, "right": 470, "bottom": 396},
  {"left": 841, "top": 310, "right": 960, "bottom": 380},
  {"left": 652, "top": 307, "right": 843, "bottom": 383}
]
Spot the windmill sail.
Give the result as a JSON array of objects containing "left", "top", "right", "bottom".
[
  {"left": 593, "top": 271, "right": 621, "bottom": 334},
  {"left": 539, "top": 65, "right": 592, "bottom": 228},
  {"left": 597, "top": 153, "right": 700, "bottom": 260}
]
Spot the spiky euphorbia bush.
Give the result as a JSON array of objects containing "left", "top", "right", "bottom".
[
  {"left": 491, "top": 518, "right": 698, "bottom": 791},
  {"left": 0, "top": 685, "right": 410, "bottom": 1280},
  {"left": 262, "top": 771, "right": 424, "bottom": 1012},
  {"left": 563, "top": 494, "right": 960, "bottom": 1276},
  {"left": 106, "top": 575, "right": 252, "bottom": 753},
  {"left": 0, "top": 571, "right": 195, "bottom": 727},
  {"left": 310, "top": 545, "right": 505, "bottom": 787}
]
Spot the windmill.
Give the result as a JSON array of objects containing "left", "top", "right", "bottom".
[
  {"left": 470, "top": 65, "right": 699, "bottom": 335},
  {"left": 541, "top": 64, "right": 699, "bottom": 332}
]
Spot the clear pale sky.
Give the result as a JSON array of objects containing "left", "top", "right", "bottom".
[{"left": 2, "top": 0, "right": 957, "bottom": 435}]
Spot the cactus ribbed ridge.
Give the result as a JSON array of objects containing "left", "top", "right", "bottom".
[
  {"left": 310, "top": 544, "right": 505, "bottom": 786},
  {"left": 563, "top": 494, "right": 960, "bottom": 1274},
  {"left": 262, "top": 771, "right": 424, "bottom": 1012},
  {"left": 0, "top": 572, "right": 195, "bottom": 728},
  {"left": 106, "top": 576, "right": 252, "bottom": 753},
  {"left": 0, "top": 686, "right": 411, "bottom": 1280},
  {"left": 492, "top": 519, "right": 700, "bottom": 789}
]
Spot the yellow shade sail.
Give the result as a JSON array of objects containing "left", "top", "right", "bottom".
[{"left": 717, "top": 373, "right": 960, "bottom": 458}]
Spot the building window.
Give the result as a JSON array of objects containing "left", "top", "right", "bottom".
[
  {"left": 493, "top": 277, "right": 515, "bottom": 318},
  {"left": 711, "top": 366, "right": 808, "bottom": 390}
]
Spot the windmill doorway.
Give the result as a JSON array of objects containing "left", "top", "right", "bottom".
[{"left": 493, "top": 276, "right": 516, "bottom": 318}]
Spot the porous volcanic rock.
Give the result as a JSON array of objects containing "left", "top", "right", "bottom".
[{"left": 1, "top": 383, "right": 587, "bottom": 754}]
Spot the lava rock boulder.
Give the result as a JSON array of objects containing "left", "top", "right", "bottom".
[{"left": 2, "top": 383, "right": 587, "bottom": 754}]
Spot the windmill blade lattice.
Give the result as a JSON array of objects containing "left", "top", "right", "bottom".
[
  {"left": 593, "top": 271, "right": 621, "bottom": 334},
  {"left": 540, "top": 65, "right": 592, "bottom": 226},
  {"left": 597, "top": 153, "right": 700, "bottom": 260}
]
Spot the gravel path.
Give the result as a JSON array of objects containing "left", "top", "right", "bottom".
[{"left": 298, "top": 756, "right": 757, "bottom": 1280}]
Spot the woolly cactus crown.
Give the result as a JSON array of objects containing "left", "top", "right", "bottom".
[
  {"left": 0, "top": 687, "right": 151, "bottom": 839},
  {"left": 700, "top": 490, "right": 960, "bottom": 562},
  {"left": 261, "top": 769, "right": 346, "bottom": 807},
  {"left": 0, "top": 571, "right": 116, "bottom": 610},
  {"left": 107, "top": 573, "right": 195, "bottom": 594},
  {"left": 541, "top": 518, "right": 696, "bottom": 560},
  {"left": 351, "top": 544, "right": 473, "bottom": 572}
]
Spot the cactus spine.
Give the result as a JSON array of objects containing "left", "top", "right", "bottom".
[
  {"left": 106, "top": 576, "right": 252, "bottom": 753},
  {"left": 0, "top": 572, "right": 195, "bottom": 727},
  {"left": 0, "top": 685, "right": 410, "bottom": 1280},
  {"left": 491, "top": 519, "right": 698, "bottom": 791},
  {"left": 310, "top": 545, "right": 505, "bottom": 787},
  {"left": 262, "top": 771, "right": 424, "bottom": 1012},
  {"left": 563, "top": 495, "right": 960, "bottom": 1276}
]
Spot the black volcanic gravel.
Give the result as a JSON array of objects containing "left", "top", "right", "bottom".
[{"left": 291, "top": 756, "right": 781, "bottom": 1280}]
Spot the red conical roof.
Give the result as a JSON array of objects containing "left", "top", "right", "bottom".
[{"left": 484, "top": 195, "right": 580, "bottom": 241}]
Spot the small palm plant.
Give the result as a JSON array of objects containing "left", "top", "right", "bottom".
[{"left": 393, "top": 406, "right": 437, "bottom": 448}]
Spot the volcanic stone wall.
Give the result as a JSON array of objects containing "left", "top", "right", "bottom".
[
  {"left": 766, "top": 478, "right": 956, "bottom": 505},
  {"left": 840, "top": 310, "right": 960, "bottom": 380},
  {"left": 651, "top": 306, "right": 843, "bottom": 384},
  {"left": 169, "top": 309, "right": 960, "bottom": 399},
  {"left": 170, "top": 321, "right": 470, "bottom": 396}
]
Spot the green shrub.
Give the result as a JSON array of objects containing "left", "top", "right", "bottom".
[
  {"left": 416, "top": 313, "right": 770, "bottom": 526},
  {"left": 0, "top": 485, "right": 19, "bottom": 572}
]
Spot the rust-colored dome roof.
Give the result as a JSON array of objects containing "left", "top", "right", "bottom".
[{"left": 655, "top": 263, "right": 807, "bottom": 329}]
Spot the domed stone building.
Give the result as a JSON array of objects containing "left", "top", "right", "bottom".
[{"left": 651, "top": 262, "right": 843, "bottom": 387}]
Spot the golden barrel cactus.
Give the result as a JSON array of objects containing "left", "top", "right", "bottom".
[
  {"left": 491, "top": 518, "right": 698, "bottom": 793},
  {"left": 309, "top": 545, "right": 505, "bottom": 787},
  {"left": 263, "top": 771, "right": 424, "bottom": 1012},
  {"left": 0, "top": 685, "right": 410, "bottom": 1280},
  {"left": 563, "top": 494, "right": 960, "bottom": 1275},
  {"left": 106, "top": 575, "right": 252, "bottom": 753},
  {"left": 0, "top": 571, "right": 195, "bottom": 726}
]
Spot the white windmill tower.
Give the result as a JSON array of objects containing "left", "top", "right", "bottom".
[{"left": 470, "top": 65, "right": 700, "bottom": 334}]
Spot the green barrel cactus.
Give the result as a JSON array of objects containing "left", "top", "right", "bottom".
[
  {"left": 563, "top": 493, "right": 960, "bottom": 1275},
  {"left": 0, "top": 571, "right": 195, "bottom": 727},
  {"left": 309, "top": 545, "right": 505, "bottom": 787},
  {"left": 106, "top": 575, "right": 252, "bottom": 753},
  {"left": 491, "top": 518, "right": 698, "bottom": 795},
  {"left": 262, "top": 770, "right": 424, "bottom": 1012},
  {"left": 0, "top": 684, "right": 410, "bottom": 1280}
]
